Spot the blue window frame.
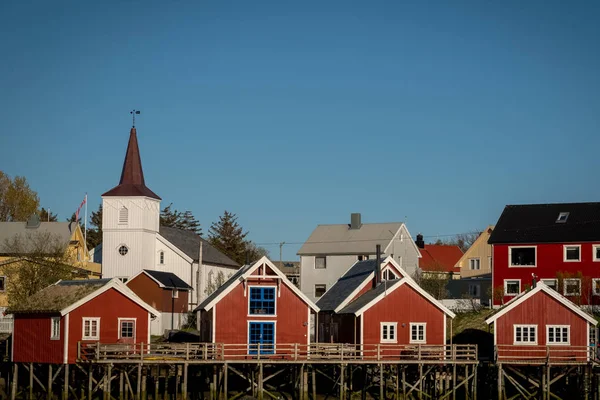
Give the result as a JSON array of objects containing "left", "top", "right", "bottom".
[
  {"left": 249, "top": 287, "right": 276, "bottom": 315},
  {"left": 249, "top": 322, "right": 275, "bottom": 354}
]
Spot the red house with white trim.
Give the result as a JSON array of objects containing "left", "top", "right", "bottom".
[
  {"left": 486, "top": 282, "right": 597, "bottom": 362},
  {"left": 9, "top": 278, "right": 159, "bottom": 364},
  {"left": 489, "top": 203, "right": 600, "bottom": 306},
  {"left": 194, "top": 257, "right": 319, "bottom": 356},
  {"left": 317, "top": 256, "right": 455, "bottom": 350}
]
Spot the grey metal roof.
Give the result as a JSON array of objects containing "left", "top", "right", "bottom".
[
  {"left": 194, "top": 263, "right": 253, "bottom": 311},
  {"left": 316, "top": 260, "right": 377, "bottom": 312},
  {"left": 159, "top": 226, "right": 239, "bottom": 268},
  {"left": 297, "top": 223, "right": 403, "bottom": 255},
  {"left": 337, "top": 279, "right": 402, "bottom": 315},
  {"left": 0, "top": 222, "right": 77, "bottom": 254},
  {"left": 143, "top": 270, "right": 193, "bottom": 290}
]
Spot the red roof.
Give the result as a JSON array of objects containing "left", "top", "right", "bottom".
[
  {"left": 418, "top": 245, "right": 463, "bottom": 273},
  {"left": 102, "top": 127, "right": 161, "bottom": 200}
]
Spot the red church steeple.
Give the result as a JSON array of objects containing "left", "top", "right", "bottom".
[{"left": 102, "top": 127, "right": 161, "bottom": 200}]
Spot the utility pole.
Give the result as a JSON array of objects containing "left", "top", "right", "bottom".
[{"left": 279, "top": 242, "right": 286, "bottom": 268}]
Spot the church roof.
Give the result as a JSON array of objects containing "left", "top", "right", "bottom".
[
  {"left": 159, "top": 226, "right": 240, "bottom": 268},
  {"left": 102, "top": 127, "right": 161, "bottom": 200}
]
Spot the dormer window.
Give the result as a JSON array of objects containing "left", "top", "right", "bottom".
[
  {"left": 556, "top": 212, "right": 569, "bottom": 223},
  {"left": 119, "top": 206, "right": 129, "bottom": 225},
  {"left": 382, "top": 268, "right": 397, "bottom": 281}
]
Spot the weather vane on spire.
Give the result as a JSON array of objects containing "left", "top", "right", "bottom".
[{"left": 130, "top": 109, "right": 141, "bottom": 127}]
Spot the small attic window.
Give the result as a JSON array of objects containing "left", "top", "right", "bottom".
[{"left": 556, "top": 212, "right": 569, "bottom": 223}]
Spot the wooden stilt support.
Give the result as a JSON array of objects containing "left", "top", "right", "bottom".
[
  {"left": 120, "top": 370, "right": 124, "bottom": 400},
  {"left": 48, "top": 364, "right": 53, "bottom": 400},
  {"left": 379, "top": 364, "right": 384, "bottom": 400},
  {"left": 10, "top": 363, "right": 18, "bottom": 400},
  {"left": 257, "top": 363, "right": 263, "bottom": 400},
  {"left": 63, "top": 364, "right": 69, "bottom": 400},
  {"left": 88, "top": 365, "right": 93, "bottom": 400},
  {"left": 212, "top": 366, "right": 217, "bottom": 400},
  {"left": 136, "top": 364, "right": 142, "bottom": 400},
  {"left": 29, "top": 363, "right": 34, "bottom": 400},
  {"left": 339, "top": 364, "right": 344, "bottom": 400},
  {"left": 108, "top": 364, "right": 113, "bottom": 400},
  {"left": 182, "top": 363, "right": 188, "bottom": 400},
  {"left": 419, "top": 364, "right": 423, "bottom": 400},
  {"left": 163, "top": 367, "right": 168, "bottom": 400},
  {"left": 402, "top": 366, "right": 407, "bottom": 399},
  {"left": 395, "top": 366, "right": 399, "bottom": 400},
  {"left": 141, "top": 368, "right": 147, "bottom": 400},
  {"left": 222, "top": 363, "right": 227, "bottom": 400},
  {"left": 312, "top": 366, "right": 317, "bottom": 400},
  {"left": 303, "top": 365, "right": 309, "bottom": 400},
  {"left": 497, "top": 364, "right": 503, "bottom": 400},
  {"left": 473, "top": 364, "right": 478, "bottom": 400},
  {"left": 154, "top": 367, "right": 159, "bottom": 400}
]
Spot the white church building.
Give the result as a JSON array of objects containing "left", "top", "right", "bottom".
[{"left": 97, "top": 125, "right": 240, "bottom": 315}]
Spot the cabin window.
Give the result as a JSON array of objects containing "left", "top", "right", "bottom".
[
  {"left": 504, "top": 280, "right": 521, "bottom": 296},
  {"left": 563, "top": 245, "right": 581, "bottom": 262},
  {"left": 593, "top": 279, "right": 600, "bottom": 296},
  {"left": 380, "top": 322, "right": 397, "bottom": 343},
  {"left": 594, "top": 245, "right": 600, "bottom": 262},
  {"left": 468, "top": 284, "right": 480, "bottom": 297},
  {"left": 514, "top": 325, "right": 537, "bottom": 344},
  {"left": 119, "top": 320, "right": 135, "bottom": 339},
  {"left": 564, "top": 279, "right": 581, "bottom": 296},
  {"left": 249, "top": 287, "right": 276, "bottom": 315},
  {"left": 172, "top": 289, "right": 179, "bottom": 299},
  {"left": 410, "top": 323, "right": 426, "bottom": 344},
  {"left": 0, "top": 276, "right": 6, "bottom": 292},
  {"left": 50, "top": 317, "right": 60, "bottom": 340},
  {"left": 159, "top": 251, "right": 165, "bottom": 265},
  {"left": 314, "top": 284, "right": 326, "bottom": 298},
  {"left": 118, "top": 206, "right": 128, "bottom": 225},
  {"left": 541, "top": 279, "right": 558, "bottom": 291},
  {"left": 82, "top": 318, "right": 100, "bottom": 340},
  {"left": 469, "top": 258, "right": 480, "bottom": 270},
  {"left": 382, "top": 268, "right": 397, "bottom": 281},
  {"left": 118, "top": 245, "right": 129, "bottom": 256},
  {"left": 509, "top": 247, "right": 536, "bottom": 267},
  {"left": 315, "top": 257, "right": 327, "bottom": 269},
  {"left": 547, "top": 325, "right": 569, "bottom": 345}
]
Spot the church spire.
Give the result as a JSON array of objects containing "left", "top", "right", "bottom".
[{"left": 102, "top": 126, "right": 161, "bottom": 200}]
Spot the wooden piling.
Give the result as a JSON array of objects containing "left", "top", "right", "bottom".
[
  {"left": 497, "top": 364, "right": 502, "bottom": 400},
  {"left": 154, "top": 367, "right": 159, "bottom": 400},
  {"left": 11, "top": 363, "right": 18, "bottom": 400},
  {"left": 120, "top": 370, "right": 124, "bottom": 400},
  {"left": 182, "top": 363, "right": 188, "bottom": 400},
  {"left": 379, "top": 364, "right": 384, "bottom": 400},
  {"left": 48, "top": 364, "right": 53, "bottom": 400},
  {"left": 136, "top": 364, "right": 142, "bottom": 400},
  {"left": 88, "top": 365, "right": 93, "bottom": 400},
  {"left": 107, "top": 364, "right": 113, "bottom": 400},
  {"left": 29, "top": 363, "right": 33, "bottom": 400},
  {"left": 141, "top": 368, "right": 147, "bottom": 400},
  {"left": 222, "top": 363, "right": 226, "bottom": 400},
  {"left": 63, "top": 364, "right": 69, "bottom": 400},
  {"left": 312, "top": 366, "right": 317, "bottom": 400},
  {"left": 339, "top": 364, "right": 344, "bottom": 400}
]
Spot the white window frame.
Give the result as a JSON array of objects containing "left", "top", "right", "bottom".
[
  {"left": 563, "top": 278, "right": 581, "bottom": 296},
  {"left": 504, "top": 279, "right": 521, "bottom": 296},
  {"left": 593, "top": 279, "right": 600, "bottom": 296},
  {"left": 563, "top": 245, "right": 581, "bottom": 262},
  {"left": 409, "top": 323, "right": 426, "bottom": 344},
  {"left": 546, "top": 325, "right": 570, "bottom": 345},
  {"left": 315, "top": 256, "right": 326, "bottom": 269},
  {"left": 118, "top": 318, "right": 136, "bottom": 340},
  {"left": 314, "top": 284, "right": 326, "bottom": 298},
  {"left": 541, "top": 279, "right": 558, "bottom": 291},
  {"left": 468, "top": 284, "right": 481, "bottom": 298},
  {"left": 593, "top": 245, "right": 600, "bottom": 262},
  {"left": 380, "top": 322, "right": 398, "bottom": 343},
  {"left": 514, "top": 324, "right": 537, "bottom": 345},
  {"left": 508, "top": 246, "right": 537, "bottom": 268},
  {"left": 50, "top": 317, "right": 60, "bottom": 340},
  {"left": 381, "top": 266, "right": 398, "bottom": 281},
  {"left": 469, "top": 258, "right": 481, "bottom": 270},
  {"left": 82, "top": 317, "right": 100, "bottom": 341}
]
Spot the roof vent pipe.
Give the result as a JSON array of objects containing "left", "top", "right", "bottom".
[{"left": 376, "top": 244, "right": 381, "bottom": 285}]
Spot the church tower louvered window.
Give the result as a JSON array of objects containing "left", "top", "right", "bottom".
[{"left": 119, "top": 206, "right": 129, "bottom": 225}]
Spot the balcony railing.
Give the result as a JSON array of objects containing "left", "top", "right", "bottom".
[
  {"left": 495, "top": 345, "right": 597, "bottom": 364},
  {"left": 78, "top": 342, "right": 478, "bottom": 363}
]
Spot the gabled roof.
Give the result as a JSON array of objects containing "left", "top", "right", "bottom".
[
  {"left": 316, "top": 260, "right": 376, "bottom": 312},
  {"left": 102, "top": 127, "right": 161, "bottom": 200},
  {"left": 485, "top": 282, "right": 597, "bottom": 325},
  {"left": 8, "top": 278, "right": 160, "bottom": 317},
  {"left": 195, "top": 256, "right": 319, "bottom": 313},
  {"left": 158, "top": 226, "right": 239, "bottom": 268},
  {"left": 132, "top": 270, "right": 193, "bottom": 290},
  {"left": 454, "top": 226, "right": 494, "bottom": 268},
  {"left": 418, "top": 245, "right": 463, "bottom": 273},
  {"left": 488, "top": 203, "right": 600, "bottom": 244},
  {"left": 338, "top": 277, "right": 455, "bottom": 318},
  {"left": 297, "top": 222, "right": 404, "bottom": 255},
  {"left": 0, "top": 221, "right": 78, "bottom": 254}
]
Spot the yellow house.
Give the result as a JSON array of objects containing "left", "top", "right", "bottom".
[
  {"left": 454, "top": 225, "right": 495, "bottom": 278},
  {"left": 0, "top": 216, "right": 101, "bottom": 309}
]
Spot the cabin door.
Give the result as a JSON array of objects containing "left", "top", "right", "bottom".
[
  {"left": 248, "top": 322, "right": 275, "bottom": 354},
  {"left": 119, "top": 319, "right": 136, "bottom": 344}
]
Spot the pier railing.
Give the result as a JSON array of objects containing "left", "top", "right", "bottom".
[
  {"left": 78, "top": 342, "right": 477, "bottom": 362},
  {"left": 495, "top": 345, "right": 596, "bottom": 364}
]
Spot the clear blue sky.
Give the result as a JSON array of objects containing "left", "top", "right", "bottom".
[{"left": 1, "top": 1, "right": 599, "bottom": 260}]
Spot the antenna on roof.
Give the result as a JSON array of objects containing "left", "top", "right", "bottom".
[{"left": 130, "top": 109, "right": 141, "bottom": 127}]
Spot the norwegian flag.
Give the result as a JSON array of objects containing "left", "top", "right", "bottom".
[{"left": 75, "top": 195, "right": 87, "bottom": 222}]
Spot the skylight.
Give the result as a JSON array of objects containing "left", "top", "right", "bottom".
[{"left": 556, "top": 212, "right": 569, "bottom": 223}]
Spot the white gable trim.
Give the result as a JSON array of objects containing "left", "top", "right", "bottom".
[
  {"left": 129, "top": 270, "right": 166, "bottom": 288},
  {"left": 156, "top": 234, "right": 194, "bottom": 264},
  {"left": 485, "top": 282, "right": 597, "bottom": 326},
  {"left": 60, "top": 279, "right": 160, "bottom": 317},
  {"left": 201, "top": 257, "right": 320, "bottom": 312},
  {"left": 381, "top": 256, "right": 410, "bottom": 279},
  {"left": 383, "top": 224, "right": 422, "bottom": 258},
  {"left": 333, "top": 272, "right": 375, "bottom": 313},
  {"left": 354, "top": 278, "right": 455, "bottom": 318}
]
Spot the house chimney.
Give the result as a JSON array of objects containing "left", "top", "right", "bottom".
[
  {"left": 376, "top": 244, "right": 381, "bottom": 285},
  {"left": 26, "top": 214, "right": 41, "bottom": 229},
  {"left": 416, "top": 233, "right": 425, "bottom": 249},
  {"left": 350, "top": 213, "right": 362, "bottom": 230}
]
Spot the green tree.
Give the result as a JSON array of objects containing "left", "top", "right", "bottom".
[
  {"left": 2, "top": 231, "right": 77, "bottom": 307},
  {"left": 86, "top": 204, "right": 103, "bottom": 250},
  {"left": 38, "top": 207, "right": 58, "bottom": 222},
  {"left": 208, "top": 211, "right": 248, "bottom": 265},
  {"left": 160, "top": 203, "right": 202, "bottom": 235},
  {"left": 0, "top": 171, "right": 40, "bottom": 222},
  {"left": 245, "top": 241, "right": 270, "bottom": 263}
]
